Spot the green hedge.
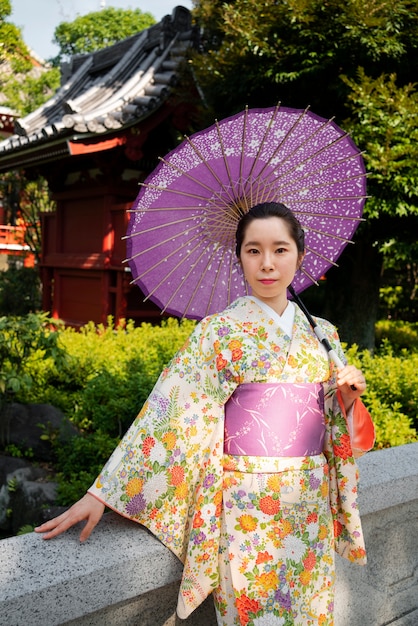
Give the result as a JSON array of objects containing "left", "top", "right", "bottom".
[
  {"left": 375, "top": 319, "right": 418, "bottom": 352},
  {"left": 345, "top": 343, "right": 418, "bottom": 449},
  {"left": 2, "top": 314, "right": 417, "bottom": 504}
]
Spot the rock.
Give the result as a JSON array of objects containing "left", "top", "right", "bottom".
[
  {"left": 0, "top": 403, "right": 79, "bottom": 536},
  {"left": 0, "top": 457, "right": 59, "bottom": 534},
  {"left": 0, "top": 455, "right": 29, "bottom": 485},
  {"left": 1, "top": 403, "right": 78, "bottom": 461}
]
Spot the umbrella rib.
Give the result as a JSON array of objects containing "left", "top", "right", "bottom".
[
  {"left": 127, "top": 205, "right": 206, "bottom": 214},
  {"left": 253, "top": 112, "right": 353, "bottom": 189},
  {"left": 238, "top": 106, "right": 252, "bottom": 214},
  {"left": 224, "top": 249, "right": 241, "bottom": 318},
  {"left": 260, "top": 149, "right": 367, "bottom": 191},
  {"left": 266, "top": 168, "right": 367, "bottom": 195},
  {"left": 293, "top": 210, "right": 364, "bottom": 221},
  {"left": 183, "top": 135, "right": 239, "bottom": 209},
  {"left": 299, "top": 266, "right": 320, "bottom": 286},
  {"left": 304, "top": 245, "right": 340, "bottom": 267},
  {"left": 135, "top": 181, "right": 220, "bottom": 203},
  {"left": 124, "top": 216, "right": 201, "bottom": 240},
  {"left": 205, "top": 247, "right": 243, "bottom": 317},
  {"left": 257, "top": 178, "right": 282, "bottom": 206},
  {"left": 136, "top": 174, "right": 242, "bottom": 216},
  {"left": 129, "top": 229, "right": 204, "bottom": 272},
  {"left": 153, "top": 154, "right": 228, "bottom": 196},
  {"left": 214, "top": 119, "right": 245, "bottom": 220},
  {"left": 250, "top": 105, "right": 311, "bottom": 184},
  {"left": 126, "top": 209, "right": 236, "bottom": 252},
  {"left": 204, "top": 246, "right": 236, "bottom": 318},
  {"left": 132, "top": 238, "right": 205, "bottom": 297},
  {"left": 272, "top": 131, "right": 360, "bottom": 184},
  {"left": 274, "top": 116, "right": 344, "bottom": 173},
  {"left": 303, "top": 226, "right": 355, "bottom": 243},
  {"left": 246, "top": 102, "right": 283, "bottom": 187},
  {"left": 282, "top": 153, "right": 367, "bottom": 185},
  {"left": 161, "top": 241, "right": 225, "bottom": 316},
  {"left": 292, "top": 195, "right": 368, "bottom": 204},
  {"left": 124, "top": 225, "right": 203, "bottom": 264}
]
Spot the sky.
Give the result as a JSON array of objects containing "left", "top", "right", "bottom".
[{"left": 10, "top": 0, "right": 193, "bottom": 61}]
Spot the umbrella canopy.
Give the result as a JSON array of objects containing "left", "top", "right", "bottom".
[{"left": 125, "top": 104, "right": 367, "bottom": 320}]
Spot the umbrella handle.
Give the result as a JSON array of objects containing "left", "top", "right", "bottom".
[{"left": 288, "top": 285, "right": 357, "bottom": 391}]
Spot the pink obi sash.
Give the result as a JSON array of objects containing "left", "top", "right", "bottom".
[{"left": 224, "top": 383, "right": 325, "bottom": 457}]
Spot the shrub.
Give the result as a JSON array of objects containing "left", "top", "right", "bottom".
[
  {"left": 345, "top": 344, "right": 418, "bottom": 447},
  {"left": 4, "top": 315, "right": 417, "bottom": 502},
  {"left": 0, "top": 313, "right": 66, "bottom": 445},
  {"left": 375, "top": 320, "right": 418, "bottom": 352},
  {"left": 0, "top": 266, "right": 42, "bottom": 315},
  {"left": 53, "top": 431, "right": 119, "bottom": 505},
  {"left": 42, "top": 317, "right": 195, "bottom": 499},
  {"left": 59, "top": 317, "right": 195, "bottom": 432}
]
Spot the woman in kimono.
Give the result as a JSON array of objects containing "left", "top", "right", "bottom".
[{"left": 36, "top": 202, "right": 375, "bottom": 626}]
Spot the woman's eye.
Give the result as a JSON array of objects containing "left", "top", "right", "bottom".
[{"left": 276, "top": 248, "right": 286, "bottom": 254}]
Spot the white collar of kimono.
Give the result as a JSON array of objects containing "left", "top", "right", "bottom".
[{"left": 250, "top": 297, "right": 295, "bottom": 337}]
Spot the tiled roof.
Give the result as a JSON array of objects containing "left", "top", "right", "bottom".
[{"left": 0, "top": 6, "right": 197, "bottom": 170}]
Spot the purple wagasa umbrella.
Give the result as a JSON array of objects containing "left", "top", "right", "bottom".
[{"left": 125, "top": 104, "right": 367, "bottom": 320}]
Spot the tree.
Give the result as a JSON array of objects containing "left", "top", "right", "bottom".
[
  {"left": 191, "top": 0, "right": 418, "bottom": 347},
  {"left": 0, "top": 4, "right": 158, "bottom": 273},
  {"left": 0, "top": 0, "right": 60, "bottom": 116},
  {"left": 0, "top": 0, "right": 32, "bottom": 71},
  {"left": 1, "top": 171, "right": 56, "bottom": 264},
  {"left": 339, "top": 70, "right": 418, "bottom": 324},
  {"left": 52, "top": 7, "right": 156, "bottom": 63}
]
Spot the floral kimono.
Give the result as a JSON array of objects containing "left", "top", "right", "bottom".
[{"left": 88, "top": 296, "right": 374, "bottom": 626}]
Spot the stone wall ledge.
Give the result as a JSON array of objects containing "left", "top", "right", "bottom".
[{"left": 1, "top": 442, "right": 417, "bottom": 626}]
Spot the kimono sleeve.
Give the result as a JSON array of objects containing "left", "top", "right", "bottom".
[
  {"left": 88, "top": 315, "right": 235, "bottom": 565},
  {"left": 319, "top": 318, "right": 374, "bottom": 565},
  {"left": 88, "top": 316, "right": 241, "bottom": 617}
]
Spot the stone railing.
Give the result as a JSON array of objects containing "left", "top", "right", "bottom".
[{"left": 1, "top": 442, "right": 417, "bottom": 626}]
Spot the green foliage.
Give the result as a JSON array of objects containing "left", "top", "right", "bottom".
[
  {"left": 0, "top": 266, "right": 42, "bottom": 315},
  {"left": 0, "top": 3, "right": 60, "bottom": 115},
  {"left": 193, "top": 0, "right": 418, "bottom": 118},
  {"left": 359, "top": 391, "right": 416, "bottom": 450},
  {"left": 341, "top": 70, "right": 418, "bottom": 219},
  {"left": 341, "top": 70, "right": 418, "bottom": 323},
  {"left": 345, "top": 343, "right": 418, "bottom": 447},
  {"left": 4, "top": 443, "right": 34, "bottom": 459},
  {"left": 191, "top": 0, "right": 418, "bottom": 341},
  {"left": 17, "top": 524, "right": 36, "bottom": 535},
  {"left": 7, "top": 476, "right": 19, "bottom": 493},
  {"left": 9, "top": 316, "right": 195, "bottom": 500},
  {"left": 0, "top": 313, "right": 66, "bottom": 444},
  {"left": 0, "top": 0, "right": 32, "bottom": 72},
  {"left": 54, "top": 432, "right": 119, "bottom": 505},
  {"left": 375, "top": 320, "right": 418, "bottom": 351},
  {"left": 53, "top": 7, "right": 156, "bottom": 61},
  {"left": 2, "top": 67, "right": 60, "bottom": 116},
  {"left": 76, "top": 359, "right": 153, "bottom": 437},
  {"left": 57, "top": 317, "right": 195, "bottom": 433},
  {"left": 378, "top": 239, "right": 418, "bottom": 322},
  {"left": 2, "top": 313, "right": 416, "bottom": 503}
]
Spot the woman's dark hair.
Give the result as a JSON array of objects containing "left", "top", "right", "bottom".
[{"left": 235, "top": 202, "right": 305, "bottom": 258}]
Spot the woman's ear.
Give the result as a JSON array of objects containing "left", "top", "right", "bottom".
[{"left": 297, "top": 251, "right": 306, "bottom": 270}]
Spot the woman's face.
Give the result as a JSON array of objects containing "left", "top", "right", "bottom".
[{"left": 239, "top": 217, "right": 303, "bottom": 314}]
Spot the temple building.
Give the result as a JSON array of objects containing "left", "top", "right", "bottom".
[{"left": 0, "top": 7, "right": 198, "bottom": 325}]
